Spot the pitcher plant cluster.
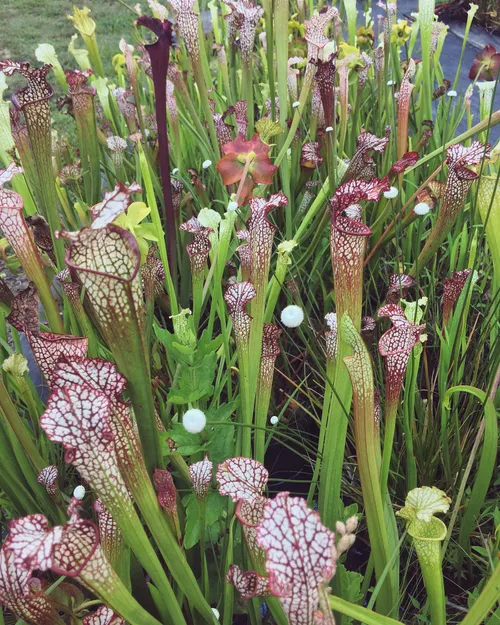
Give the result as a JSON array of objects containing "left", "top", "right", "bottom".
[{"left": 0, "top": 0, "right": 499, "bottom": 624}]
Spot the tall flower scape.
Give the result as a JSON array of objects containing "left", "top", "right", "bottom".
[{"left": 0, "top": 1, "right": 499, "bottom": 624}]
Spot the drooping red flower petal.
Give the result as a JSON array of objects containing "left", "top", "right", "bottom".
[
  {"left": 83, "top": 605, "right": 125, "bottom": 625},
  {"left": 469, "top": 44, "right": 500, "bottom": 81},
  {"left": 91, "top": 182, "right": 142, "bottom": 229},
  {"left": 256, "top": 492, "right": 337, "bottom": 625},
  {"left": 226, "top": 564, "right": 270, "bottom": 599},
  {"left": 389, "top": 151, "right": 419, "bottom": 177},
  {"left": 216, "top": 457, "right": 268, "bottom": 503},
  {"left": 189, "top": 456, "right": 213, "bottom": 499}
]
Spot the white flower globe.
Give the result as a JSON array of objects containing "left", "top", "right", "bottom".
[
  {"left": 383, "top": 186, "right": 398, "bottom": 199},
  {"left": 270, "top": 415, "right": 279, "bottom": 425},
  {"left": 211, "top": 608, "right": 220, "bottom": 620},
  {"left": 73, "top": 485, "right": 86, "bottom": 500},
  {"left": 414, "top": 202, "right": 431, "bottom": 216},
  {"left": 281, "top": 305, "right": 304, "bottom": 328},
  {"left": 183, "top": 409, "right": 207, "bottom": 434}
]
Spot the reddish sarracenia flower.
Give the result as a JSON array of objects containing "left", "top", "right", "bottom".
[
  {"left": 469, "top": 44, "right": 500, "bottom": 81},
  {"left": 217, "top": 134, "right": 278, "bottom": 204}
]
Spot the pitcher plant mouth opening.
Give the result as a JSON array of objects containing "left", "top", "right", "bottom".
[{"left": 0, "top": 3, "right": 499, "bottom": 625}]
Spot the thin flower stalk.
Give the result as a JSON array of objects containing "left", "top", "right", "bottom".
[
  {"left": 254, "top": 323, "right": 281, "bottom": 462},
  {"left": 410, "top": 141, "right": 490, "bottom": 275},
  {"left": 65, "top": 69, "right": 100, "bottom": 204},
  {"left": 136, "top": 17, "right": 177, "bottom": 277},
  {"left": 341, "top": 314, "right": 399, "bottom": 616},
  {"left": 0, "top": 61, "right": 65, "bottom": 266},
  {"left": 397, "top": 487, "right": 451, "bottom": 625},
  {"left": 0, "top": 164, "right": 63, "bottom": 333}
]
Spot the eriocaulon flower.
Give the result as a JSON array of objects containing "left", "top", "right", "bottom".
[
  {"left": 281, "top": 305, "right": 304, "bottom": 328},
  {"left": 182, "top": 409, "right": 207, "bottom": 434}
]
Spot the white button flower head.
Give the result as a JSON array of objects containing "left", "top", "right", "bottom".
[
  {"left": 202, "top": 160, "right": 212, "bottom": 169},
  {"left": 325, "top": 126, "right": 333, "bottom": 133},
  {"left": 414, "top": 202, "right": 431, "bottom": 216},
  {"left": 292, "top": 101, "right": 300, "bottom": 108},
  {"left": 172, "top": 167, "right": 179, "bottom": 175},
  {"left": 211, "top": 608, "right": 220, "bottom": 620},
  {"left": 281, "top": 305, "right": 304, "bottom": 328},
  {"left": 183, "top": 408, "right": 207, "bottom": 434},
  {"left": 387, "top": 79, "right": 394, "bottom": 86},
  {"left": 73, "top": 485, "right": 86, "bottom": 500},
  {"left": 383, "top": 186, "right": 399, "bottom": 199},
  {"left": 227, "top": 200, "right": 238, "bottom": 212},
  {"left": 270, "top": 415, "right": 279, "bottom": 425},
  {"left": 447, "top": 90, "right": 457, "bottom": 97}
]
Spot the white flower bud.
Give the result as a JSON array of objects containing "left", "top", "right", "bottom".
[
  {"left": 292, "top": 101, "right": 300, "bottom": 108},
  {"left": 447, "top": 90, "right": 457, "bottom": 97},
  {"left": 73, "top": 485, "right": 86, "bottom": 500},
  {"left": 182, "top": 409, "right": 207, "bottom": 434},
  {"left": 270, "top": 416, "right": 279, "bottom": 425},
  {"left": 172, "top": 168, "right": 179, "bottom": 174},
  {"left": 202, "top": 160, "right": 212, "bottom": 169},
  {"left": 414, "top": 202, "right": 431, "bottom": 216},
  {"left": 281, "top": 305, "right": 304, "bottom": 328},
  {"left": 325, "top": 126, "right": 333, "bottom": 133},
  {"left": 383, "top": 186, "right": 399, "bottom": 199}
]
